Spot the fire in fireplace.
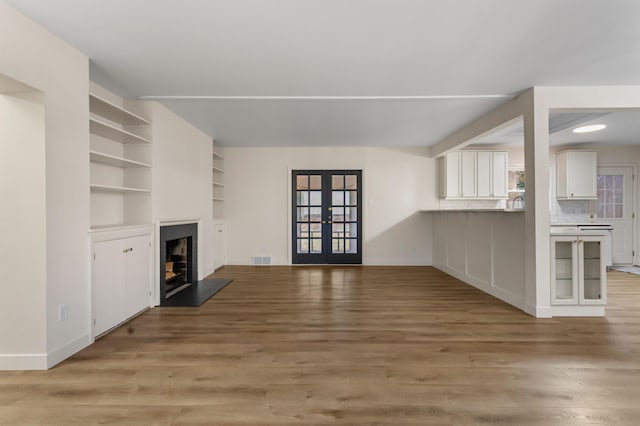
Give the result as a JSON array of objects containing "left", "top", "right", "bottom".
[
  {"left": 165, "top": 237, "right": 189, "bottom": 297},
  {"left": 159, "top": 223, "right": 198, "bottom": 305}
]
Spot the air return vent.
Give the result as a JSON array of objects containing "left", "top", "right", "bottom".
[{"left": 252, "top": 255, "right": 272, "bottom": 265}]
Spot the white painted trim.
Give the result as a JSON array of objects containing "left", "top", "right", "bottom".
[
  {"left": 0, "top": 353, "right": 47, "bottom": 370},
  {"left": 287, "top": 167, "right": 292, "bottom": 266},
  {"left": 525, "top": 303, "right": 553, "bottom": 318},
  {"left": 157, "top": 217, "right": 201, "bottom": 226},
  {"left": 549, "top": 305, "right": 605, "bottom": 317},
  {"left": 434, "top": 264, "right": 526, "bottom": 313},
  {"left": 140, "top": 95, "right": 513, "bottom": 101},
  {"left": 46, "top": 333, "right": 92, "bottom": 369}
]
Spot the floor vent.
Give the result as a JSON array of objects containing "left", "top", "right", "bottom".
[{"left": 252, "top": 255, "right": 272, "bottom": 265}]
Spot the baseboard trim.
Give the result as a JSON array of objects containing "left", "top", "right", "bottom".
[
  {"left": 549, "top": 305, "right": 605, "bottom": 317},
  {"left": 0, "top": 353, "right": 47, "bottom": 370},
  {"left": 47, "top": 333, "right": 92, "bottom": 369},
  {"left": 525, "top": 304, "right": 553, "bottom": 318}
]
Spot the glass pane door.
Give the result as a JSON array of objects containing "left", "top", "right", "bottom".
[
  {"left": 292, "top": 170, "right": 362, "bottom": 264},
  {"left": 580, "top": 238, "right": 606, "bottom": 304},
  {"left": 551, "top": 237, "right": 578, "bottom": 305}
]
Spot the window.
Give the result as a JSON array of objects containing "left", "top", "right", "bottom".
[{"left": 597, "top": 175, "right": 623, "bottom": 219}]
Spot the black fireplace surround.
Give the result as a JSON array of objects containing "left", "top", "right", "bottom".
[{"left": 159, "top": 223, "right": 198, "bottom": 305}]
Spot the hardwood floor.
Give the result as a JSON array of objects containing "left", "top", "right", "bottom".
[{"left": 1, "top": 266, "right": 640, "bottom": 425}]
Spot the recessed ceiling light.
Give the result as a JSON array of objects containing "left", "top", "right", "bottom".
[{"left": 573, "top": 124, "right": 607, "bottom": 133}]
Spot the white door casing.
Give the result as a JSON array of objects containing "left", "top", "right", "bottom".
[{"left": 594, "top": 166, "right": 634, "bottom": 265}]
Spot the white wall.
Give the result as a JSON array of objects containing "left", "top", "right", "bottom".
[
  {"left": 0, "top": 89, "right": 47, "bottom": 366},
  {"left": 0, "top": 1, "right": 90, "bottom": 369},
  {"left": 151, "top": 103, "right": 214, "bottom": 278},
  {"left": 224, "top": 147, "right": 434, "bottom": 265},
  {"left": 432, "top": 211, "right": 526, "bottom": 310}
]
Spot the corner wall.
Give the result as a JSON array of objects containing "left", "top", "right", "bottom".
[
  {"left": 224, "top": 147, "right": 434, "bottom": 265},
  {"left": 0, "top": 2, "right": 90, "bottom": 369}
]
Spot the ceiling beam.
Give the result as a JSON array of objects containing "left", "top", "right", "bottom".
[{"left": 429, "top": 93, "right": 527, "bottom": 158}]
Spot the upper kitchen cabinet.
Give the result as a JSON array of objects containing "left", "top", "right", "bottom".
[
  {"left": 440, "top": 150, "right": 508, "bottom": 199},
  {"left": 556, "top": 151, "right": 597, "bottom": 200}
]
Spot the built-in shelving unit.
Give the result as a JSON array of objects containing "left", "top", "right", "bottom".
[
  {"left": 90, "top": 184, "right": 151, "bottom": 193},
  {"left": 90, "top": 118, "right": 152, "bottom": 144},
  {"left": 212, "top": 145, "right": 225, "bottom": 219},
  {"left": 89, "top": 83, "right": 152, "bottom": 230},
  {"left": 90, "top": 151, "right": 151, "bottom": 168}
]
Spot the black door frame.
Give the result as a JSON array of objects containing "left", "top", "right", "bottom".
[{"left": 291, "top": 170, "right": 363, "bottom": 264}]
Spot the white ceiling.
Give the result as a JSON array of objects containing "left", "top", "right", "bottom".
[
  {"left": 472, "top": 111, "right": 640, "bottom": 147},
  {"left": 5, "top": 0, "right": 640, "bottom": 147}
]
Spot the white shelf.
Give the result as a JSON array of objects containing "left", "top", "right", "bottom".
[
  {"left": 212, "top": 197, "right": 225, "bottom": 201},
  {"left": 212, "top": 151, "right": 224, "bottom": 160},
  {"left": 90, "top": 184, "right": 151, "bottom": 193},
  {"left": 89, "top": 93, "right": 151, "bottom": 125},
  {"left": 90, "top": 151, "right": 151, "bottom": 168},
  {"left": 212, "top": 181, "right": 225, "bottom": 187},
  {"left": 90, "top": 118, "right": 151, "bottom": 144},
  {"left": 212, "top": 166, "right": 225, "bottom": 173},
  {"left": 508, "top": 189, "right": 525, "bottom": 193},
  {"left": 89, "top": 223, "right": 152, "bottom": 232}
]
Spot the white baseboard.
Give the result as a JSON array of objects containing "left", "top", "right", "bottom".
[
  {"left": 525, "top": 303, "right": 553, "bottom": 318},
  {"left": 46, "top": 333, "right": 92, "bottom": 369},
  {"left": 0, "top": 353, "right": 47, "bottom": 370},
  {"left": 549, "top": 305, "right": 605, "bottom": 317}
]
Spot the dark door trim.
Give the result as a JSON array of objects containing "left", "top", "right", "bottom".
[{"left": 291, "top": 170, "right": 363, "bottom": 264}]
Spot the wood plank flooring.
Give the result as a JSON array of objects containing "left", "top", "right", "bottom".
[{"left": 1, "top": 266, "right": 640, "bottom": 425}]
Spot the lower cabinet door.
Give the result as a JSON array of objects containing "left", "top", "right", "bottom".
[
  {"left": 93, "top": 238, "right": 127, "bottom": 336},
  {"left": 125, "top": 234, "right": 151, "bottom": 317}
]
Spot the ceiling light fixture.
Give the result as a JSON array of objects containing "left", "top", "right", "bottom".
[{"left": 573, "top": 124, "right": 607, "bottom": 133}]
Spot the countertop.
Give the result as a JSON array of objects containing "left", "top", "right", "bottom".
[{"left": 421, "top": 208, "right": 525, "bottom": 213}]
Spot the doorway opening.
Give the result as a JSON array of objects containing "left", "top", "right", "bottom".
[{"left": 292, "top": 170, "right": 362, "bottom": 264}]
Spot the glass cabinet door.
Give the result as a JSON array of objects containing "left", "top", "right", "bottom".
[
  {"left": 551, "top": 236, "right": 578, "bottom": 305},
  {"left": 579, "top": 237, "right": 607, "bottom": 305}
]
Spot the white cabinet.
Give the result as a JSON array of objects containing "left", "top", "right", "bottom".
[
  {"left": 551, "top": 235, "right": 606, "bottom": 306},
  {"left": 490, "top": 152, "right": 508, "bottom": 198},
  {"left": 441, "top": 151, "right": 462, "bottom": 198},
  {"left": 460, "top": 151, "right": 477, "bottom": 197},
  {"left": 556, "top": 151, "right": 597, "bottom": 199},
  {"left": 440, "top": 150, "right": 508, "bottom": 199},
  {"left": 92, "top": 232, "right": 151, "bottom": 337}
]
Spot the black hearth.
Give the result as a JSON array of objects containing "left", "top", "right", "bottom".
[{"left": 159, "top": 223, "right": 198, "bottom": 305}]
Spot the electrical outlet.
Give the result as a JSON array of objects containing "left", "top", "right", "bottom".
[{"left": 58, "top": 304, "right": 68, "bottom": 322}]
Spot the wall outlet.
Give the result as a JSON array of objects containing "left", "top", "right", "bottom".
[{"left": 58, "top": 304, "right": 68, "bottom": 322}]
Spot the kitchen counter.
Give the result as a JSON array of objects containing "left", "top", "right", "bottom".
[{"left": 421, "top": 208, "right": 525, "bottom": 213}]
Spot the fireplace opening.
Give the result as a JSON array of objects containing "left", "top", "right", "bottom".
[
  {"left": 160, "top": 223, "right": 198, "bottom": 305},
  {"left": 165, "top": 237, "right": 190, "bottom": 298}
]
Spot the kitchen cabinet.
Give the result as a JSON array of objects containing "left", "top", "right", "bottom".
[
  {"left": 92, "top": 232, "right": 151, "bottom": 337},
  {"left": 440, "top": 150, "right": 508, "bottom": 199},
  {"left": 550, "top": 235, "right": 606, "bottom": 306},
  {"left": 556, "top": 151, "right": 597, "bottom": 199}
]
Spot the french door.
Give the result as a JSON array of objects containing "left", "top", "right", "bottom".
[{"left": 292, "top": 170, "right": 362, "bottom": 264}]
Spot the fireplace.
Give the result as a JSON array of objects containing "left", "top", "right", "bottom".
[{"left": 159, "top": 223, "right": 198, "bottom": 305}]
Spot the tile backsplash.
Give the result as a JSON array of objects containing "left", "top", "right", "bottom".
[
  {"left": 438, "top": 199, "right": 506, "bottom": 209},
  {"left": 551, "top": 200, "right": 592, "bottom": 223}
]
